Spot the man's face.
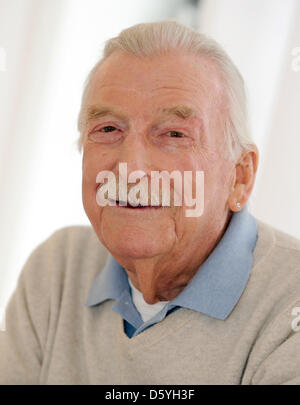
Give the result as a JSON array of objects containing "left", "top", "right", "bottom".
[{"left": 81, "top": 50, "right": 235, "bottom": 299}]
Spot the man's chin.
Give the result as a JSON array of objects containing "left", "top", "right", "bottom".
[
  {"left": 103, "top": 233, "right": 170, "bottom": 260},
  {"left": 96, "top": 221, "right": 174, "bottom": 260},
  {"left": 95, "top": 211, "right": 176, "bottom": 258}
]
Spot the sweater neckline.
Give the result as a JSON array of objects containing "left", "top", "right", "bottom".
[{"left": 116, "top": 305, "right": 199, "bottom": 353}]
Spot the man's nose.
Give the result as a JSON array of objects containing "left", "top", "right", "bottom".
[{"left": 117, "top": 131, "right": 153, "bottom": 175}]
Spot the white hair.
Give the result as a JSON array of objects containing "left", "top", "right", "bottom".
[{"left": 77, "top": 20, "right": 254, "bottom": 160}]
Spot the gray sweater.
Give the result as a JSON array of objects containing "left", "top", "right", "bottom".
[{"left": 1, "top": 220, "right": 300, "bottom": 384}]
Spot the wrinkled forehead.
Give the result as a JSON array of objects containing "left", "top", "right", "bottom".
[{"left": 87, "top": 50, "right": 225, "bottom": 108}]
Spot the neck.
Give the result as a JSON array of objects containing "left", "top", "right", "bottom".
[{"left": 113, "top": 210, "right": 232, "bottom": 304}]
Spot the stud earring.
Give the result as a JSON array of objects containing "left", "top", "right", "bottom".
[{"left": 236, "top": 202, "right": 241, "bottom": 209}]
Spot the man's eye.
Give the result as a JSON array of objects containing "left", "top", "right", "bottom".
[
  {"left": 88, "top": 125, "right": 121, "bottom": 144},
  {"left": 168, "top": 131, "right": 184, "bottom": 138},
  {"left": 101, "top": 126, "right": 117, "bottom": 133}
]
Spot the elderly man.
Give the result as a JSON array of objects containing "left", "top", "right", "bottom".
[{"left": 1, "top": 20, "right": 300, "bottom": 385}]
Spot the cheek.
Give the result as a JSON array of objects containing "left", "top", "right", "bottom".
[
  {"left": 82, "top": 147, "right": 114, "bottom": 188},
  {"left": 82, "top": 149, "right": 97, "bottom": 186},
  {"left": 82, "top": 151, "right": 104, "bottom": 216},
  {"left": 206, "top": 160, "right": 234, "bottom": 204},
  {"left": 186, "top": 150, "right": 233, "bottom": 203}
]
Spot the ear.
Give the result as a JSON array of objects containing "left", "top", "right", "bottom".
[{"left": 228, "top": 145, "right": 259, "bottom": 212}]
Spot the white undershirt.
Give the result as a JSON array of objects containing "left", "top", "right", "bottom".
[{"left": 128, "top": 279, "right": 169, "bottom": 323}]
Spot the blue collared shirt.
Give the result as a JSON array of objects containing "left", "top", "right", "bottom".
[{"left": 86, "top": 207, "right": 258, "bottom": 338}]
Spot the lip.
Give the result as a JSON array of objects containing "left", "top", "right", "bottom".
[
  {"left": 105, "top": 197, "right": 164, "bottom": 209},
  {"left": 116, "top": 201, "right": 162, "bottom": 209}
]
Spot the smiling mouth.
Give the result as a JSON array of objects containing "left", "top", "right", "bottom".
[{"left": 110, "top": 199, "right": 163, "bottom": 209}]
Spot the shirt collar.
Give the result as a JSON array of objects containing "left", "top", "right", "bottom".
[
  {"left": 171, "top": 206, "right": 258, "bottom": 319},
  {"left": 85, "top": 206, "right": 257, "bottom": 320},
  {"left": 85, "top": 252, "right": 129, "bottom": 305}
]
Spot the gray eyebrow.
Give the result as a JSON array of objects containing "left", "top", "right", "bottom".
[{"left": 85, "top": 103, "right": 196, "bottom": 124}]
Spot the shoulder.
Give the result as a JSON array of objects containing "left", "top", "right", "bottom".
[
  {"left": 242, "top": 221, "right": 300, "bottom": 384},
  {"left": 31, "top": 224, "right": 108, "bottom": 261},
  {"left": 43, "top": 224, "right": 104, "bottom": 250},
  {"left": 252, "top": 218, "right": 300, "bottom": 293},
  {"left": 271, "top": 225, "right": 300, "bottom": 252},
  {"left": 255, "top": 219, "right": 300, "bottom": 258},
  {"left": 19, "top": 225, "right": 109, "bottom": 301}
]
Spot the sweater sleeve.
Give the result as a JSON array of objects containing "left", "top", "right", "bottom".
[{"left": 0, "top": 234, "right": 55, "bottom": 384}]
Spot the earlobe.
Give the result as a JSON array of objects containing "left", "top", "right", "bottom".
[
  {"left": 228, "top": 184, "right": 244, "bottom": 211},
  {"left": 227, "top": 145, "right": 259, "bottom": 212},
  {"left": 228, "top": 197, "right": 242, "bottom": 212}
]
